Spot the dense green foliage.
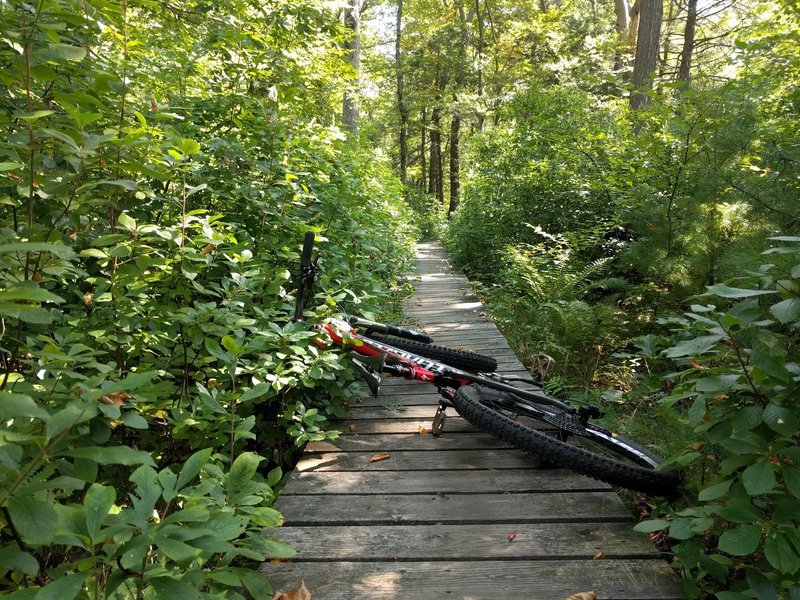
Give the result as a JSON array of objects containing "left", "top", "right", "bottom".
[
  {"left": 0, "top": 0, "right": 413, "bottom": 596},
  {"left": 636, "top": 238, "right": 800, "bottom": 598}
]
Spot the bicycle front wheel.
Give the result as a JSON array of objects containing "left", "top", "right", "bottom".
[
  {"left": 364, "top": 333, "right": 498, "bottom": 373},
  {"left": 451, "top": 385, "right": 680, "bottom": 496}
]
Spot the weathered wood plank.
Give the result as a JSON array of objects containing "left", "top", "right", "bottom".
[
  {"left": 294, "top": 448, "right": 544, "bottom": 471},
  {"left": 275, "top": 491, "right": 633, "bottom": 525},
  {"left": 305, "top": 432, "right": 511, "bottom": 452},
  {"left": 280, "top": 469, "right": 609, "bottom": 494},
  {"left": 273, "top": 522, "right": 659, "bottom": 560},
  {"left": 334, "top": 418, "right": 479, "bottom": 435},
  {"left": 263, "top": 560, "right": 684, "bottom": 599}
]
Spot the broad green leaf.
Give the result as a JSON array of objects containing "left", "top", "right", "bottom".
[
  {"left": 0, "top": 547, "right": 39, "bottom": 576},
  {"left": 718, "top": 525, "right": 762, "bottom": 556},
  {"left": 762, "top": 404, "right": 798, "bottom": 437},
  {"left": 764, "top": 533, "right": 800, "bottom": 574},
  {"left": 732, "top": 406, "right": 763, "bottom": 433},
  {"left": 698, "top": 479, "right": 733, "bottom": 501},
  {"left": 238, "top": 570, "right": 272, "bottom": 598},
  {"left": 0, "top": 392, "right": 50, "bottom": 420},
  {"left": 44, "top": 43, "right": 87, "bottom": 62},
  {"left": 695, "top": 375, "right": 738, "bottom": 393},
  {"left": 240, "top": 383, "right": 271, "bottom": 403},
  {"left": 241, "top": 506, "right": 283, "bottom": 527},
  {"left": 746, "top": 569, "right": 778, "bottom": 600},
  {"left": 665, "top": 334, "right": 725, "bottom": 358},
  {"left": 120, "top": 412, "right": 148, "bottom": 429},
  {"left": 770, "top": 298, "right": 800, "bottom": 323},
  {"left": 227, "top": 452, "right": 262, "bottom": 498},
  {"left": 705, "top": 284, "right": 775, "bottom": 299},
  {"left": 750, "top": 351, "right": 793, "bottom": 385},
  {"left": 153, "top": 534, "right": 201, "bottom": 564},
  {"left": 742, "top": 460, "right": 776, "bottom": 496},
  {"left": 148, "top": 576, "right": 203, "bottom": 600},
  {"left": 35, "top": 572, "right": 88, "bottom": 600},
  {"left": 176, "top": 447, "right": 212, "bottom": 490},
  {"left": 783, "top": 465, "right": 800, "bottom": 499},
  {"left": 0, "top": 288, "right": 64, "bottom": 304},
  {"left": 64, "top": 446, "right": 155, "bottom": 466},
  {"left": 0, "top": 161, "right": 24, "bottom": 171},
  {"left": 633, "top": 519, "right": 670, "bottom": 533},
  {"left": 84, "top": 483, "right": 116, "bottom": 543},
  {"left": 7, "top": 497, "right": 58, "bottom": 545},
  {"left": 116, "top": 213, "right": 137, "bottom": 231},
  {"left": 221, "top": 335, "right": 242, "bottom": 355},
  {"left": 101, "top": 370, "right": 158, "bottom": 394},
  {"left": 713, "top": 497, "right": 765, "bottom": 523},
  {"left": 0, "top": 242, "right": 75, "bottom": 259},
  {"left": 15, "top": 110, "right": 55, "bottom": 123}
]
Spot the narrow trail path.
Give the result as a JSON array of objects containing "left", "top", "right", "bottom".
[{"left": 264, "top": 242, "right": 682, "bottom": 599}]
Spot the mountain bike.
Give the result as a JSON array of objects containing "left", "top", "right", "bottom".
[{"left": 293, "top": 232, "right": 680, "bottom": 497}]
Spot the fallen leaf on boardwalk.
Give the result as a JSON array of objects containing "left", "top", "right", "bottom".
[
  {"left": 100, "top": 392, "right": 130, "bottom": 406},
  {"left": 272, "top": 580, "right": 311, "bottom": 600},
  {"left": 593, "top": 551, "right": 607, "bottom": 560},
  {"left": 419, "top": 425, "right": 428, "bottom": 435},
  {"left": 369, "top": 452, "right": 391, "bottom": 463},
  {"left": 565, "top": 593, "right": 596, "bottom": 600},
  {"left": 507, "top": 532, "right": 516, "bottom": 542}
]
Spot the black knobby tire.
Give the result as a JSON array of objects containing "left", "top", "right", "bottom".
[
  {"left": 364, "top": 333, "right": 498, "bottom": 373},
  {"left": 451, "top": 385, "right": 680, "bottom": 496}
]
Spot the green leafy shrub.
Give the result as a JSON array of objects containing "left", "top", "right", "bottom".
[
  {"left": 0, "top": 0, "right": 415, "bottom": 596},
  {"left": 480, "top": 230, "right": 629, "bottom": 384},
  {"left": 636, "top": 236, "right": 800, "bottom": 599}
]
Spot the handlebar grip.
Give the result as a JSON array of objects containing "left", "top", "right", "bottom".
[
  {"left": 384, "top": 324, "right": 433, "bottom": 344},
  {"left": 300, "top": 231, "right": 314, "bottom": 268}
]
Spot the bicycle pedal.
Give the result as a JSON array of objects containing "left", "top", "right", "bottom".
[{"left": 431, "top": 405, "right": 447, "bottom": 436}]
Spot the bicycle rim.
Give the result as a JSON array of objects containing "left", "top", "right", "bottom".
[{"left": 451, "top": 385, "right": 681, "bottom": 496}]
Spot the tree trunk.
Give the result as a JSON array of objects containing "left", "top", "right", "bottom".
[
  {"left": 677, "top": 0, "right": 697, "bottom": 84},
  {"left": 342, "top": 0, "right": 361, "bottom": 137},
  {"left": 630, "top": 0, "right": 662, "bottom": 110},
  {"left": 396, "top": 0, "right": 408, "bottom": 183},
  {"left": 449, "top": 113, "right": 461, "bottom": 216},
  {"left": 614, "top": 0, "right": 631, "bottom": 73},
  {"left": 658, "top": 0, "right": 677, "bottom": 78},
  {"left": 475, "top": 0, "right": 485, "bottom": 131},
  {"left": 420, "top": 106, "right": 427, "bottom": 188},
  {"left": 429, "top": 106, "right": 442, "bottom": 204}
]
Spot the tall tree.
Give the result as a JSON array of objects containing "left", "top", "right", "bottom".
[
  {"left": 677, "top": 0, "right": 698, "bottom": 83},
  {"left": 342, "top": 0, "right": 362, "bottom": 136},
  {"left": 630, "top": 0, "right": 663, "bottom": 109},
  {"left": 396, "top": 0, "right": 408, "bottom": 183}
]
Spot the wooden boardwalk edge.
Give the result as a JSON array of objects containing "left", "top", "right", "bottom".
[{"left": 263, "top": 242, "right": 683, "bottom": 599}]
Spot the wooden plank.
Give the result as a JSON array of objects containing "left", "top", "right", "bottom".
[
  {"left": 305, "top": 432, "right": 511, "bottom": 452},
  {"left": 335, "top": 418, "right": 478, "bottom": 435},
  {"left": 280, "top": 469, "right": 609, "bottom": 494},
  {"left": 275, "top": 491, "right": 634, "bottom": 525},
  {"left": 263, "top": 560, "right": 684, "bottom": 599},
  {"left": 294, "top": 448, "right": 544, "bottom": 471},
  {"left": 273, "top": 522, "right": 658, "bottom": 560}
]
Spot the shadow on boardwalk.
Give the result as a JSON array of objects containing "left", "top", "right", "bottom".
[{"left": 263, "top": 242, "right": 682, "bottom": 600}]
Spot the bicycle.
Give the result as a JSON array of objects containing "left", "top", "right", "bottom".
[{"left": 294, "top": 232, "right": 680, "bottom": 497}]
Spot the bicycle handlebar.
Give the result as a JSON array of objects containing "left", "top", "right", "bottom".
[{"left": 294, "top": 232, "right": 316, "bottom": 321}]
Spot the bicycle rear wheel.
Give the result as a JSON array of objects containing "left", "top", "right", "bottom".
[
  {"left": 364, "top": 333, "right": 498, "bottom": 373},
  {"left": 451, "top": 384, "right": 680, "bottom": 496}
]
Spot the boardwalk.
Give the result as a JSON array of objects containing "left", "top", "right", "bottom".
[{"left": 264, "top": 242, "right": 683, "bottom": 599}]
